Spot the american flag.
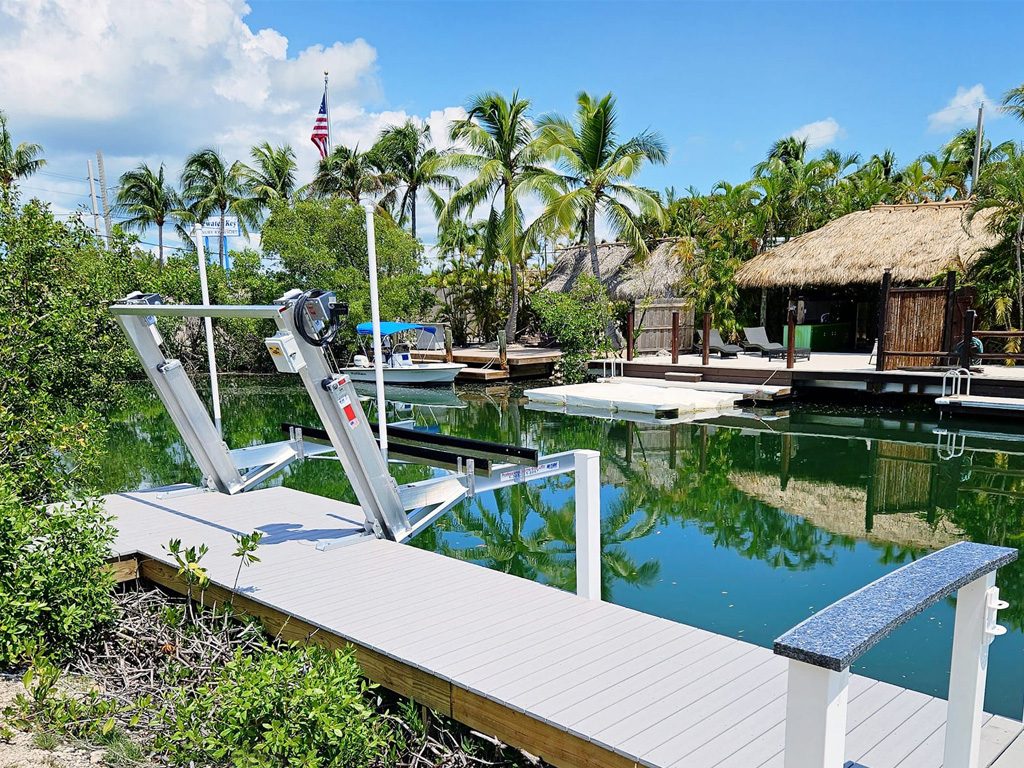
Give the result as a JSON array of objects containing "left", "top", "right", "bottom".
[{"left": 310, "top": 92, "right": 330, "bottom": 159}]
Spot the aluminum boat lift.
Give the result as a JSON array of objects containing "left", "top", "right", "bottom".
[{"left": 109, "top": 290, "right": 595, "bottom": 546}]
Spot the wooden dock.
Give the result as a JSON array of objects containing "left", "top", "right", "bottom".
[
  {"left": 104, "top": 485, "right": 1022, "bottom": 768},
  {"left": 414, "top": 346, "right": 561, "bottom": 382},
  {"left": 592, "top": 357, "right": 1024, "bottom": 402}
]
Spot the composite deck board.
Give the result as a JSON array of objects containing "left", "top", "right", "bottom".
[
  {"left": 560, "top": 639, "right": 757, "bottom": 732},
  {"left": 104, "top": 486, "right": 1022, "bottom": 768},
  {"left": 697, "top": 676, "right": 876, "bottom": 768},
  {"left": 991, "top": 727, "right": 1024, "bottom": 767}
]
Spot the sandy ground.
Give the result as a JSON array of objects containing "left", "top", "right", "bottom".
[{"left": 0, "top": 678, "right": 101, "bottom": 768}]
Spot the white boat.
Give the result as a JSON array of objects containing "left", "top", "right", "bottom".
[{"left": 339, "top": 322, "right": 465, "bottom": 386}]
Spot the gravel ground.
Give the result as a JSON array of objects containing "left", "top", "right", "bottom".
[{"left": 0, "top": 678, "right": 101, "bottom": 768}]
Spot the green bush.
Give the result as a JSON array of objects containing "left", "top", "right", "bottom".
[
  {"left": 261, "top": 198, "right": 431, "bottom": 358},
  {"left": 0, "top": 488, "right": 115, "bottom": 667},
  {"left": 157, "top": 644, "right": 399, "bottom": 767},
  {"left": 0, "top": 197, "right": 131, "bottom": 667},
  {"left": 531, "top": 274, "right": 613, "bottom": 383}
]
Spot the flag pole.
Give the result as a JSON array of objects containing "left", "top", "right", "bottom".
[{"left": 324, "top": 71, "right": 332, "bottom": 153}]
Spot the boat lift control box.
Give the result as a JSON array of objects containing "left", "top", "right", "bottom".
[{"left": 265, "top": 331, "right": 305, "bottom": 373}]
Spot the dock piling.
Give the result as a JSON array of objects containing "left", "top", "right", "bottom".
[
  {"left": 787, "top": 304, "right": 796, "bottom": 369},
  {"left": 671, "top": 311, "right": 679, "bottom": 365},
  {"left": 626, "top": 307, "right": 635, "bottom": 362},
  {"left": 574, "top": 449, "right": 601, "bottom": 601},
  {"left": 701, "top": 311, "right": 710, "bottom": 366},
  {"left": 961, "top": 310, "right": 977, "bottom": 369}
]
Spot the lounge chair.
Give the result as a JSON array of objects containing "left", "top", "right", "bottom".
[
  {"left": 697, "top": 330, "right": 742, "bottom": 358},
  {"left": 742, "top": 327, "right": 785, "bottom": 356}
]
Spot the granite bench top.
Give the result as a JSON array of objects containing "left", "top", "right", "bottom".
[{"left": 774, "top": 541, "right": 1018, "bottom": 671}]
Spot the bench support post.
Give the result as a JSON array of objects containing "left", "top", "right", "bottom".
[
  {"left": 783, "top": 660, "right": 850, "bottom": 768},
  {"left": 943, "top": 572, "right": 997, "bottom": 768},
  {"left": 574, "top": 449, "right": 601, "bottom": 601}
]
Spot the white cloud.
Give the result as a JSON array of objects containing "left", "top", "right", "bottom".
[
  {"left": 0, "top": 0, "right": 468, "bottom": 248},
  {"left": 789, "top": 117, "right": 843, "bottom": 150},
  {"left": 927, "top": 84, "right": 999, "bottom": 133}
]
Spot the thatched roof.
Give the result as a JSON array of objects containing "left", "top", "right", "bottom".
[
  {"left": 543, "top": 238, "right": 696, "bottom": 300},
  {"left": 729, "top": 470, "right": 963, "bottom": 550},
  {"left": 734, "top": 201, "right": 999, "bottom": 289}
]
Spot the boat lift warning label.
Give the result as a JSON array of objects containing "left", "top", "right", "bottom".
[
  {"left": 338, "top": 395, "right": 359, "bottom": 428},
  {"left": 499, "top": 461, "right": 559, "bottom": 484}
]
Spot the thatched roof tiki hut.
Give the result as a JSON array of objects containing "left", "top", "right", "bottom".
[
  {"left": 543, "top": 238, "right": 697, "bottom": 353},
  {"left": 734, "top": 201, "right": 998, "bottom": 361}
]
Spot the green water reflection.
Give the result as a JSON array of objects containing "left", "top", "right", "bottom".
[{"left": 97, "top": 378, "right": 1024, "bottom": 718}]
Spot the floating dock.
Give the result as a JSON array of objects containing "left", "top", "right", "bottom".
[
  {"left": 937, "top": 393, "right": 1024, "bottom": 419},
  {"left": 105, "top": 486, "right": 1023, "bottom": 768},
  {"left": 525, "top": 376, "right": 790, "bottom": 422}
]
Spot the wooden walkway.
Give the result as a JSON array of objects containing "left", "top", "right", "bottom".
[
  {"left": 414, "top": 346, "right": 561, "bottom": 381},
  {"left": 105, "top": 486, "right": 1023, "bottom": 768}
]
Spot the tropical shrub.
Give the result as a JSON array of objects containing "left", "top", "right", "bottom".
[
  {"left": 531, "top": 275, "right": 612, "bottom": 382},
  {"left": 261, "top": 198, "right": 430, "bottom": 358},
  {"left": 0, "top": 490, "right": 115, "bottom": 667},
  {"left": 157, "top": 644, "right": 399, "bottom": 767},
  {"left": 0, "top": 196, "right": 133, "bottom": 666}
]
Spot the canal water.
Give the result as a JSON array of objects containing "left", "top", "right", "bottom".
[{"left": 97, "top": 377, "right": 1024, "bottom": 718}]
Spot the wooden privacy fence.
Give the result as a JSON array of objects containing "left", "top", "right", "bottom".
[
  {"left": 635, "top": 299, "right": 694, "bottom": 355},
  {"left": 876, "top": 269, "right": 963, "bottom": 371}
]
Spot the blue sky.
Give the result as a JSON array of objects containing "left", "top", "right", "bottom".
[
  {"left": 245, "top": 0, "right": 1024, "bottom": 193},
  {"left": 2, "top": 0, "right": 1022, "bottom": 253}
]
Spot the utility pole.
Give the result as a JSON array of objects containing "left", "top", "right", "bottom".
[
  {"left": 971, "top": 104, "right": 984, "bottom": 195},
  {"left": 86, "top": 160, "right": 101, "bottom": 236},
  {"left": 96, "top": 150, "right": 112, "bottom": 240}
]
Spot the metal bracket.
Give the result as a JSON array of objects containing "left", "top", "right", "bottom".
[{"left": 985, "top": 586, "right": 1009, "bottom": 644}]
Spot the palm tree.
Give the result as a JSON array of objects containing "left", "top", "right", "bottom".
[
  {"left": 115, "top": 162, "right": 182, "bottom": 265},
  {"left": 237, "top": 142, "right": 297, "bottom": 218},
  {"left": 533, "top": 91, "right": 667, "bottom": 280},
  {"left": 445, "top": 92, "right": 549, "bottom": 338},
  {"left": 943, "top": 129, "right": 1013, "bottom": 193},
  {"left": 308, "top": 144, "right": 391, "bottom": 205},
  {"left": 895, "top": 160, "right": 932, "bottom": 203},
  {"left": 752, "top": 136, "right": 808, "bottom": 176},
  {"left": 180, "top": 148, "right": 252, "bottom": 269},
  {"left": 865, "top": 149, "right": 899, "bottom": 181},
  {"left": 0, "top": 110, "right": 45, "bottom": 194},
  {"left": 969, "top": 145, "right": 1024, "bottom": 327},
  {"left": 1004, "top": 83, "right": 1024, "bottom": 123},
  {"left": 920, "top": 151, "right": 964, "bottom": 200},
  {"left": 373, "top": 120, "right": 458, "bottom": 239}
]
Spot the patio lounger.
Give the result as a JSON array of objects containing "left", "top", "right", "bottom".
[
  {"left": 742, "top": 327, "right": 785, "bottom": 356},
  {"left": 697, "top": 330, "right": 743, "bottom": 358}
]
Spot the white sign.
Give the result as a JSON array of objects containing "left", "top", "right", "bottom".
[{"left": 201, "top": 215, "right": 239, "bottom": 238}]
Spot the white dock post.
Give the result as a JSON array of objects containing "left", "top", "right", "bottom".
[
  {"left": 363, "top": 201, "right": 388, "bottom": 462},
  {"left": 943, "top": 572, "right": 999, "bottom": 768},
  {"left": 574, "top": 449, "right": 601, "bottom": 601},
  {"left": 783, "top": 660, "right": 850, "bottom": 768},
  {"left": 192, "top": 224, "right": 222, "bottom": 436}
]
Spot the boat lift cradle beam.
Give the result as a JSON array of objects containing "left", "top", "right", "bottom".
[
  {"left": 110, "top": 292, "right": 595, "bottom": 546},
  {"left": 111, "top": 292, "right": 410, "bottom": 541}
]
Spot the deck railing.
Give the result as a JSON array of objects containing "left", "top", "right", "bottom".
[{"left": 773, "top": 541, "right": 1017, "bottom": 768}]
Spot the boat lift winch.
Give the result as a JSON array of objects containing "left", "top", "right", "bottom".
[{"left": 109, "top": 289, "right": 596, "bottom": 546}]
